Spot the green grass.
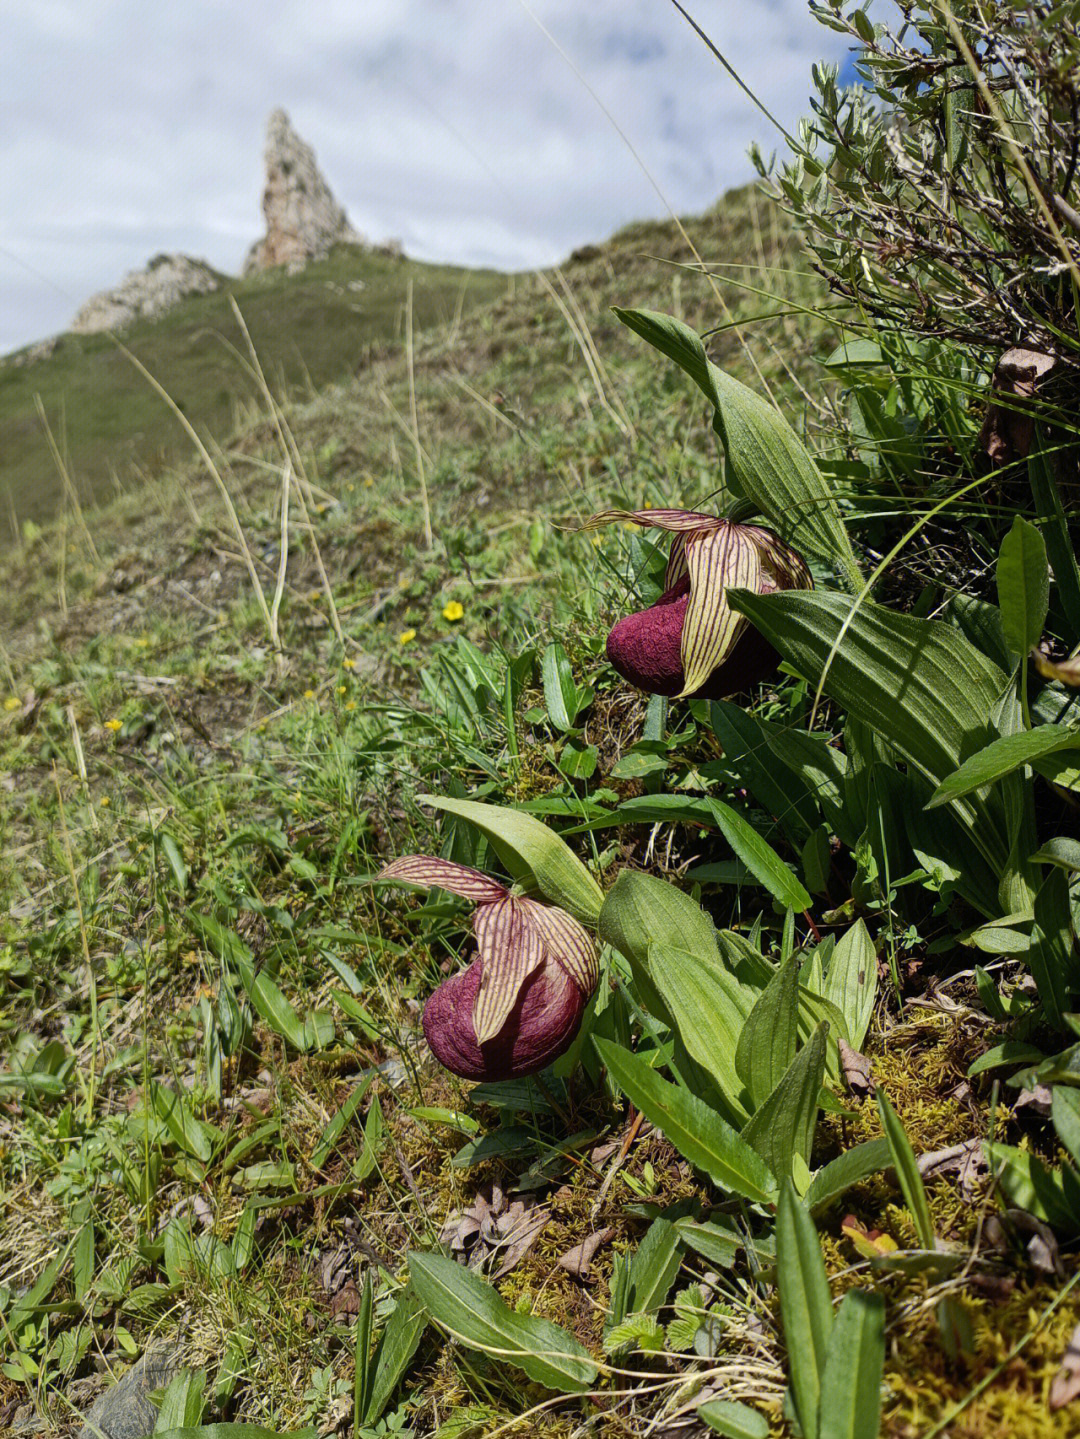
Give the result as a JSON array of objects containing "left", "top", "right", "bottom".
[{"left": 0, "top": 246, "right": 503, "bottom": 539}]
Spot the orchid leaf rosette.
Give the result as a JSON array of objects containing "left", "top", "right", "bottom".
[
  {"left": 378, "top": 855, "right": 599, "bottom": 1081},
  {"left": 585, "top": 508, "right": 812, "bottom": 699}
]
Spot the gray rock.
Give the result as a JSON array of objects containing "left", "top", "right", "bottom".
[
  {"left": 70, "top": 255, "right": 219, "bottom": 335},
  {"left": 75, "top": 1345, "right": 183, "bottom": 1439},
  {"left": 243, "top": 109, "right": 364, "bottom": 275}
]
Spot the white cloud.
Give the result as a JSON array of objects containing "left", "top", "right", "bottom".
[{"left": 0, "top": 1, "right": 848, "bottom": 352}]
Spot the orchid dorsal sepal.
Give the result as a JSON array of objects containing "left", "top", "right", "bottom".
[
  {"left": 583, "top": 508, "right": 812, "bottom": 697},
  {"left": 377, "top": 853, "right": 599, "bottom": 1047}
]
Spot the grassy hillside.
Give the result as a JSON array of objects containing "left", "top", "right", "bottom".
[
  {"left": 16, "top": 189, "right": 1059, "bottom": 1439},
  {"left": 0, "top": 247, "right": 503, "bottom": 538}
]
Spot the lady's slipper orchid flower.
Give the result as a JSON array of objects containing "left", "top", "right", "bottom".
[
  {"left": 585, "top": 508, "right": 812, "bottom": 699},
  {"left": 378, "top": 856, "right": 598, "bottom": 1080}
]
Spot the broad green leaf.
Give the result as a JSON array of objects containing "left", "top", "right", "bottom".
[
  {"left": 819, "top": 920, "right": 877, "bottom": 1050},
  {"left": 1030, "top": 867, "right": 1077, "bottom": 1027},
  {"left": 363, "top": 1287, "right": 427, "bottom": 1424},
  {"left": 705, "top": 799, "right": 812, "bottom": 911},
  {"left": 646, "top": 942, "right": 754, "bottom": 1124},
  {"left": 741, "top": 1024, "right": 827, "bottom": 1180},
  {"left": 154, "top": 1371, "right": 206, "bottom": 1432},
  {"left": 927, "top": 727, "right": 1080, "bottom": 808},
  {"left": 967, "top": 1041, "right": 1044, "bottom": 1078},
  {"left": 409, "top": 1252, "right": 597, "bottom": 1392},
  {"left": 595, "top": 1038, "right": 775, "bottom": 1204},
  {"left": 612, "top": 307, "right": 860, "bottom": 583},
  {"left": 997, "top": 516, "right": 1048, "bottom": 656},
  {"left": 1032, "top": 837, "right": 1080, "bottom": 871},
  {"left": 421, "top": 795, "right": 603, "bottom": 925},
  {"left": 805, "top": 1138, "right": 892, "bottom": 1215},
  {"left": 699, "top": 1397, "right": 770, "bottom": 1439},
  {"left": 160, "top": 831, "right": 188, "bottom": 895},
  {"left": 353, "top": 1274, "right": 374, "bottom": 1431},
  {"left": 710, "top": 700, "right": 818, "bottom": 842},
  {"left": 541, "top": 642, "right": 579, "bottom": 732},
  {"left": 310, "top": 1076, "right": 374, "bottom": 1170},
  {"left": 817, "top": 1290, "right": 885, "bottom": 1439},
  {"left": 626, "top": 1219, "right": 683, "bottom": 1316},
  {"left": 150, "top": 1082, "right": 219, "bottom": 1164},
  {"left": 876, "top": 1092, "right": 935, "bottom": 1249},
  {"left": 730, "top": 589, "right": 1010, "bottom": 869},
  {"left": 984, "top": 1141, "right": 1080, "bottom": 1233},
  {"left": 1052, "top": 1087, "right": 1080, "bottom": 1171},
  {"left": 736, "top": 953, "right": 799, "bottom": 1108},
  {"left": 599, "top": 869, "right": 718, "bottom": 1017},
  {"left": 1029, "top": 442, "right": 1080, "bottom": 640},
  {"left": 777, "top": 1178, "right": 834, "bottom": 1439}
]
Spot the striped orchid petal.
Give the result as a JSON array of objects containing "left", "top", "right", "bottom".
[
  {"left": 677, "top": 523, "right": 762, "bottom": 696},
  {"left": 581, "top": 507, "right": 722, "bottom": 534},
  {"left": 520, "top": 898, "right": 599, "bottom": 995},
  {"left": 377, "top": 856, "right": 507, "bottom": 904},
  {"left": 472, "top": 896, "right": 545, "bottom": 1043}
]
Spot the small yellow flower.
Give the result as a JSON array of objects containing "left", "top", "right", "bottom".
[
  {"left": 135, "top": 636, "right": 150, "bottom": 648},
  {"left": 643, "top": 500, "right": 653, "bottom": 509},
  {"left": 344, "top": 700, "right": 357, "bottom": 711},
  {"left": 3, "top": 696, "right": 20, "bottom": 713},
  {"left": 442, "top": 600, "right": 465, "bottom": 623},
  {"left": 104, "top": 719, "right": 122, "bottom": 732},
  {"left": 303, "top": 688, "right": 316, "bottom": 700},
  {"left": 337, "top": 685, "right": 347, "bottom": 695},
  {"left": 399, "top": 628, "right": 417, "bottom": 645},
  {"left": 364, "top": 477, "right": 375, "bottom": 488},
  {"left": 343, "top": 658, "right": 356, "bottom": 670},
  {"left": 590, "top": 534, "right": 602, "bottom": 548},
  {"left": 99, "top": 795, "right": 111, "bottom": 808}
]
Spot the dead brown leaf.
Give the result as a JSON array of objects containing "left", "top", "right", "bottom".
[
  {"left": 838, "top": 1037, "right": 873, "bottom": 1099},
  {"left": 1051, "top": 1323, "right": 1080, "bottom": 1410},
  {"left": 557, "top": 1227, "right": 616, "bottom": 1279}
]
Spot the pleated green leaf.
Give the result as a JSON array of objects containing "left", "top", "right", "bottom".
[
  {"left": 646, "top": 942, "right": 755, "bottom": 1124},
  {"left": 613, "top": 307, "right": 860, "bottom": 583},
  {"left": 705, "top": 799, "right": 812, "bottom": 911},
  {"left": 804, "top": 1138, "right": 892, "bottom": 1215}
]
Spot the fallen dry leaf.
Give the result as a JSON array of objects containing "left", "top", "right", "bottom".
[
  {"left": 558, "top": 1227, "right": 616, "bottom": 1279},
  {"left": 841, "top": 1215, "right": 899, "bottom": 1259},
  {"left": 441, "top": 1184, "right": 549, "bottom": 1278},
  {"left": 1051, "top": 1323, "right": 1080, "bottom": 1410},
  {"left": 916, "top": 1139, "right": 988, "bottom": 1199},
  {"left": 838, "top": 1038, "right": 873, "bottom": 1099}
]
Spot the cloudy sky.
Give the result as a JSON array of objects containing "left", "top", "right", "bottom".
[{"left": 0, "top": 1, "right": 852, "bottom": 353}]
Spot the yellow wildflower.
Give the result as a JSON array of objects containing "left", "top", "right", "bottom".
[
  {"left": 344, "top": 700, "right": 357, "bottom": 711},
  {"left": 399, "top": 628, "right": 417, "bottom": 645},
  {"left": 337, "top": 685, "right": 347, "bottom": 695},
  {"left": 3, "top": 697, "right": 20, "bottom": 713},
  {"left": 442, "top": 600, "right": 465, "bottom": 623},
  {"left": 99, "top": 796, "right": 111, "bottom": 808},
  {"left": 343, "top": 658, "right": 356, "bottom": 670},
  {"left": 303, "top": 688, "right": 316, "bottom": 700},
  {"left": 104, "top": 719, "right": 122, "bottom": 732}
]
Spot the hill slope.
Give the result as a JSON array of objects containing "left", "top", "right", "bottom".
[{"left": 0, "top": 247, "right": 503, "bottom": 538}]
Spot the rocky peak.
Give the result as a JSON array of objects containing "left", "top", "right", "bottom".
[{"left": 243, "top": 109, "right": 363, "bottom": 275}]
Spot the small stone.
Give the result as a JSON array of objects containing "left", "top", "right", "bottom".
[{"left": 75, "top": 1344, "right": 183, "bottom": 1439}]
